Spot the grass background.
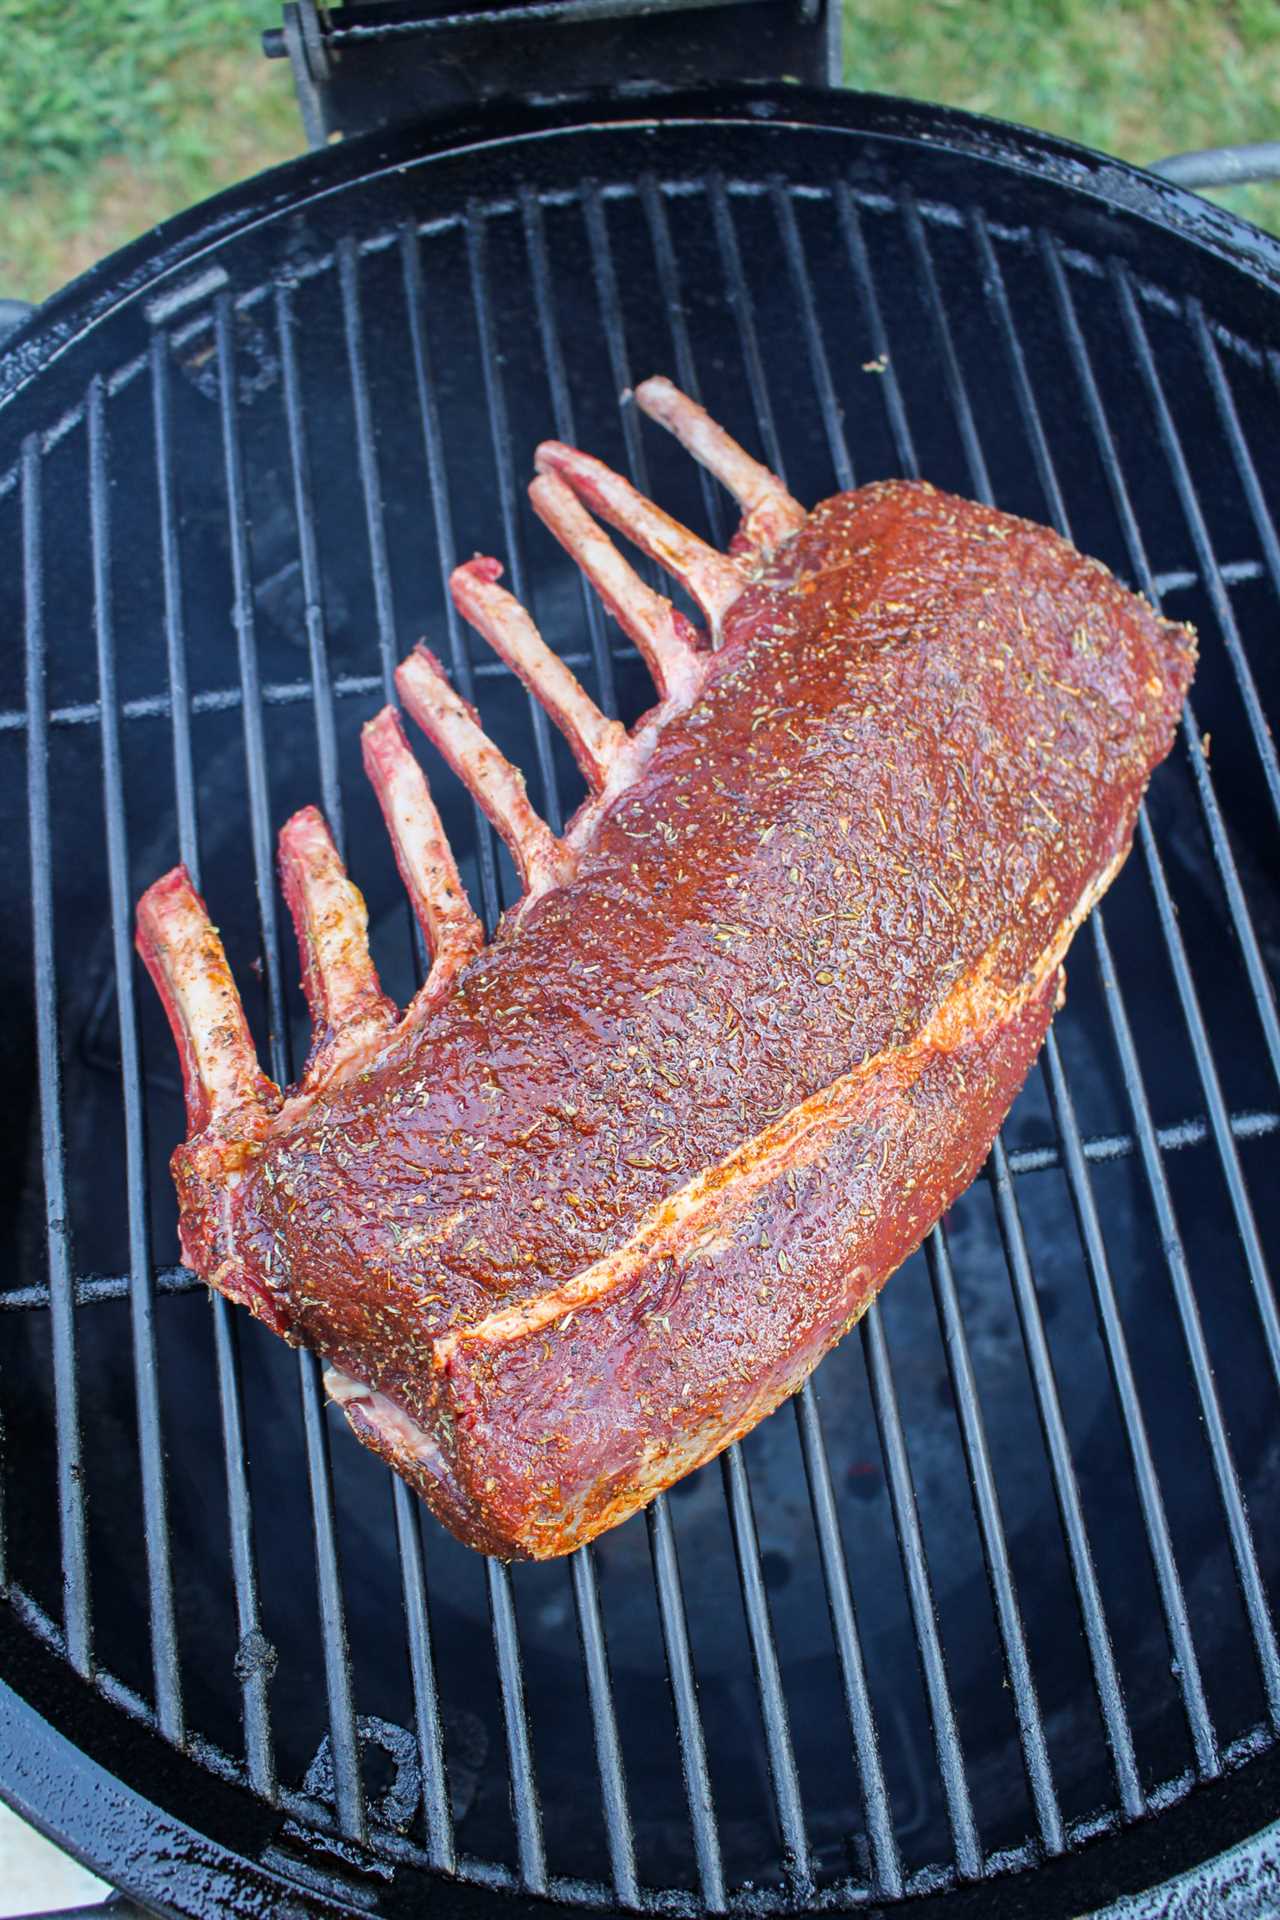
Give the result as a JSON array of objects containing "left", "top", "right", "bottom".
[{"left": 1, "top": 1, "right": 1277, "bottom": 305}]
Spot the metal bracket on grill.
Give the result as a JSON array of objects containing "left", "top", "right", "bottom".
[{"left": 265, "top": 0, "right": 842, "bottom": 146}]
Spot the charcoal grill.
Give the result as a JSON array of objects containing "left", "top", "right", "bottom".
[{"left": 2, "top": 80, "right": 1280, "bottom": 1920}]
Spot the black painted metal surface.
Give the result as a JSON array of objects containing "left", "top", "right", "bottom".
[
  {"left": 261, "top": 0, "right": 840, "bottom": 146},
  {"left": 1, "top": 87, "right": 1279, "bottom": 1919}
]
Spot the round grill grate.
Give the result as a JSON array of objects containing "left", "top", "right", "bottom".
[{"left": 1, "top": 88, "right": 1278, "bottom": 1920}]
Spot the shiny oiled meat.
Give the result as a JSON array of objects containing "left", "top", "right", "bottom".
[{"left": 137, "top": 380, "right": 1195, "bottom": 1559}]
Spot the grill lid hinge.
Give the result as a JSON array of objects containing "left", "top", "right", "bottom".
[{"left": 264, "top": 0, "right": 842, "bottom": 146}]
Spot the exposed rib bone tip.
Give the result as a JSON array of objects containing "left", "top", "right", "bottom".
[
  {"left": 362, "top": 703, "right": 398, "bottom": 748},
  {"left": 398, "top": 645, "right": 484, "bottom": 731},
  {"left": 632, "top": 375, "right": 679, "bottom": 415},
  {"left": 361, "top": 704, "right": 483, "bottom": 1004},
  {"left": 135, "top": 862, "right": 279, "bottom": 1135},
  {"left": 450, "top": 551, "right": 625, "bottom": 794},
  {"left": 529, "top": 471, "right": 705, "bottom": 703},
  {"left": 137, "top": 860, "right": 194, "bottom": 924},
  {"left": 632, "top": 374, "right": 807, "bottom": 552},
  {"left": 533, "top": 439, "right": 571, "bottom": 476},
  {"left": 396, "top": 642, "right": 576, "bottom": 898},
  {"left": 529, "top": 439, "right": 746, "bottom": 638},
  {"left": 277, "top": 802, "right": 328, "bottom": 851},
  {"left": 277, "top": 803, "right": 396, "bottom": 1086}
]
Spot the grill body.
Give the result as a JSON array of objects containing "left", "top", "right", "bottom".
[{"left": 1, "top": 87, "right": 1279, "bottom": 1919}]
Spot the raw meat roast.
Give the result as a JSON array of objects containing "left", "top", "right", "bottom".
[{"left": 137, "top": 379, "right": 1195, "bottom": 1558}]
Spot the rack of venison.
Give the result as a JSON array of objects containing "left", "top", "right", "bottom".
[{"left": 136, "top": 376, "right": 1196, "bottom": 1561}]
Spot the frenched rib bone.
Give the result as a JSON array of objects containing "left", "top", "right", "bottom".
[
  {"left": 136, "top": 380, "right": 1197, "bottom": 1559},
  {"left": 450, "top": 556, "right": 627, "bottom": 793}
]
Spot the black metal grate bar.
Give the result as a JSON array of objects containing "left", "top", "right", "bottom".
[
  {"left": 646, "top": 1494, "right": 726, "bottom": 1913},
  {"left": 583, "top": 187, "right": 658, "bottom": 540},
  {"left": 276, "top": 285, "right": 344, "bottom": 846},
  {"left": 986, "top": 200, "right": 1280, "bottom": 1731},
  {"left": 466, "top": 206, "right": 565, "bottom": 833},
  {"left": 861, "top": 1308, "right": 982, "bottom": 1876},
  {"left": 834, "top": 185, "right": 918, "bottom": 479},
  {"left": 339, "top": 237, "right": 400, "bottom": 707},
  {"left": 924, "top": 1228, "right": 1065, "bottom": 1851},
  {"left": 1006, "top": 1106, "right": 1279, "bottom": 1169},
  {"left": 1039, "top": 237, "right": 1280, "bottom": 1102},
  {"left": 968, "top": 209, "right": 1220, "bottom": 1779},
  {"left": 1090, "top": 911, "right": 1280, "bottom": 1728},
  {"left": 708, "top": 177, "right": 789, "bottom": 483},
  {"left": 214, "top": 291, "right": 368, "bottom": 1834},
  {"left": 0, "top": 523, "right": 1261, "bottom": 745},
  {"left": 579, "top": 188, "right": 740, "bottom": 1895},
  {"left": 1121, "top": 832, "right": 1280, "bottom": 1397},
  {"left": 1188, "top": 302, "right": 1280, "bottom": 610},
  {"left": 899, "top": 196, "right": 1144, "bottom": 1818},
  {"left": 599, "top": 188, "right": 827, "bottom": 1892},
  {"left": 277, "top": 267, "right": 456, "bottom": 1858},
  {"left": 487, "top": 1558, "right": 547, "bottom": 1893},
  {"left": 778, "top": 184, "right": 1064, "bottom": 1864},
  {"left": 400, "top": 221, "right": 504, "bottom": 929},
  {"left": 1041, "top": 1029, "right": 1219, "bottom": 1772},
  {"left": 965, "top": 213, "right": 1068, "bottom": 528},
  {"left": 298, "top": 1352, "right": 367, "bottom": 1843},
  {"left": 851, "top": 188, "right": 1144, "bottom": 1836},
  {"left": 22, "top": 433, "right": 93, "bottom": 1680},
  {"left": 520, "top": 188, "right": 620, "bottom": 716},
  {"left": 638, "top": 175, "right": 728, "bottom": 548},
  {"left": 590, "top": 185, "right": 835, "bottom": 1895},
  {"left": 150, "top": 331, "right": 277, "bottom": 1794},
  {"left": 570, "top": 1548, "right": 640, "bottom": 1908},
  {"left": 1139, "top": 594, "right": 1280, "bottom": 1105},
  {"left": 900, "top": 193, "right": 992, "bottom": 502},
  {"left": 792, "top": 1384, "right": 902, "bottom": 1898},
  {"left": 151, "top": 337, "right": 199, "bottom": 871},
  {"left": 88, "top": 375, "right": 185, "bottom": 1745},
  {"left": 1112, "top": 264, "right": 1280, "bottom": 829},
  {"left": 392, "top": 1482, "right": 456, "bottom": 1873},
  {"left": 343, "top": 227, "right": 441, "bottom": 977},
  {"left": 215, "top": 294, "right": 291, "bottom": 1060},
  {"left": 987, "top": 1138, "right": 1145, "bottom": 1818},
  {"left": 398, "top": 215, "right": 553, "bottom": 1872},
  {"left": 515, "top": 187, "right": 644, "bottom": 1900},
  {"left": 772, "top": 184, "right": 855, "bottom": 492},
  {"left": 1057, "top": 260, "right": 1280, "bottom": 1394},
  {"left": 721, "top": 1445, "right": 812, "bottom": 1889},
  {"left": 209, "top": 1296, "right": 278, "bottom": 1798}
]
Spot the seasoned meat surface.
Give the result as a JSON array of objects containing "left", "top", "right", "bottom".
[{"left": 139, "top": 386, "right": 1194, "bottom": 1558}]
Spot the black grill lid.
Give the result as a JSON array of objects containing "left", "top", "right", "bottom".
[{"left": 1, "top": 86, "right": 1279, "bottom": 1920}]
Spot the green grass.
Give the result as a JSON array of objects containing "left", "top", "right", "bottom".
[
  {"left": 0, "top": 4, "right": 300, "bottom": 303},
  {"left": 844, "top": 0, "right": 1280, "bottom": 235},
  {"left": 1, "top": 0, "right": 1277, "bottom": 304}
]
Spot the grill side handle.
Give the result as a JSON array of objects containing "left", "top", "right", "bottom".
[{"left": 1151, "top": 142, "right": 1280, "bottom": 188}]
